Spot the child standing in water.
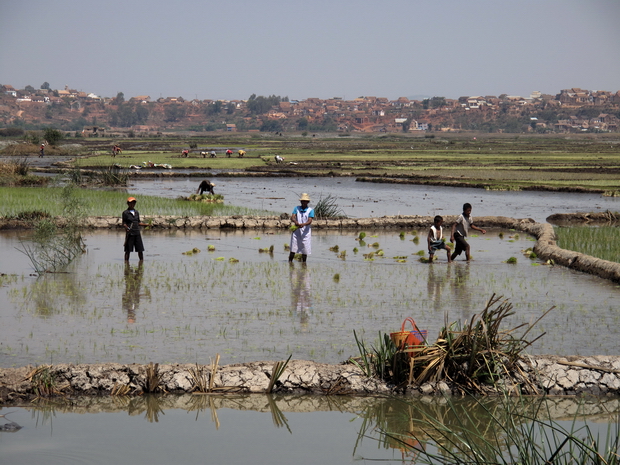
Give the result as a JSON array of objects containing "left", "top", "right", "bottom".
[
  {"left": 450, "top": 203, "right": 486, "bottom": 261},
  {"left": 427, "top": 215, "right": 452, "bottom": 263}
]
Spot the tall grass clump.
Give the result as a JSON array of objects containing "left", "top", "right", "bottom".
[
  {"left": 555, "top": 225, "right": 620, "bottom": 263},
  {"left": 351, "top": 295, "right": 553, "bottom": 394},
  {"left": 313, "top": 194, "right": 346, "bottom": 219}
]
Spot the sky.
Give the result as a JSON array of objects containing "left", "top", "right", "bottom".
[{"left": 1, "top": 0, "right": 619, "bottom": 102}]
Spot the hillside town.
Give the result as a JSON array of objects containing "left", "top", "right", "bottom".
[{"left": 1, "top": 83, "right": 620, "bottom": 134}]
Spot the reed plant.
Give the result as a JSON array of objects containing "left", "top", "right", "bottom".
[
  {"left": 18, "top": 185, "right": 86, "bottom": 273},
  {"left": 555, "top": 225, "right": 620, "bottom": 263}
]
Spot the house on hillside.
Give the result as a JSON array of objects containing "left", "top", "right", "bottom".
[{"left": 2, "top": 85, "right": 17, "bottom": 97}]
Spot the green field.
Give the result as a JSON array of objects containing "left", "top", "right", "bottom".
[{"left": 2, "top": 132, "right": 620, "bottom": 192}]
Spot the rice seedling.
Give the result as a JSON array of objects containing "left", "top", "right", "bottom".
[
  {"left": 207, "top": 245, "right": 216, "bottom": 251},
  {"left": 353, "top": 247, "right": 359, "bottom": 253},
  {"left": 358, "top": 232, "right": 366, "bottom": 240},
  {"left": 412, "top": 236, "right": 419, "bottom": 244},
  {"left": 399, "top": 231, "right": 406, "bottom": 239},
  {"left": 506, "top": 257, "right": 518, "bottom": 264},
  {"left": 371, "top": 242, "right": 380, "bottom": 248},
  {"left": 333, "top": 273, "right": 340, "bottom": 282},
  {"left": 182, "top": 248, "right": 201, "bottom": 255},
  {"left": 338, "top": 250, "right": 347, "bottom": 259},
  {"left": 555, "top": 225, "right": 620, "bottom": 263},
  {"left": 329, "top": 245, "right": 340, "bottom": 252}
]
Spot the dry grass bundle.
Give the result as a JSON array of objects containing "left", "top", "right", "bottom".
[
  {"left": 411, "top": 294, "right": 553, "bottom": 394},
  {"left": 142, "top": 362, "right": 163, "bottom": 393},
  {"left": 26, "top": 365, "right": 68, "bottom": 399}
]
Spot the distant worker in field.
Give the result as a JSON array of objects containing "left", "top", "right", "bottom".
[
  {"left": 427, "top": 215, "right": 452, "bottom": 263},
  {"left": 210, "top": 150, "right": 217, "bottom": 158},
  {"left": 112, "top": 145, "right": 122, "bottom": 157},
  {"left": 275, "top": 155, "right": 284, "bottom": 163},
  {"left": 450, "top": 202, "right": 486, "bottom": 261},
  {"left": 39, "top": 143, "right": 45, "bottom": 157},
  {"left": 238, "top": 149, "right": 246, "bottom": 158},
  {"left": 197, "top": 180, "right": 216, "bottom": 195},
  {"left": 288, "top": 193, "right": 314, "bottom": 263},
  {"left": 122, "top": 197, "right": 148, "bottom": 262},
  {"left": 226, "top": 149, "right": 233, "bottom": 157},
  {"left": 182, "top": 149, "right": 189, "bottom": 157}
]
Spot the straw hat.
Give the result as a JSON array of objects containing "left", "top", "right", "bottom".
[{"left": 299, "top": 193, "right": 311, "bottom": 201}]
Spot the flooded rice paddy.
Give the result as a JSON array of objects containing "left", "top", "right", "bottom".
[
  {"left": 2, "top": 178, "right": 620, "bottom": 464},
  {"left": 1, "top": 225, "right": 619, "bottom": 368},
  {"left": 129, "top": 176, "right": 620, "bottom": 222}
]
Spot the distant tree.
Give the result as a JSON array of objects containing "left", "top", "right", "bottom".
[
  {"left": 260, "top": 119, "right": 283, "bottom": 132},
  {"left": 297, "top": 117, "right": 309, "bottom": 131},
  {"left": 41, "top": 82, "right": 50, "bottom": 90},
  {"left": 164, "top": 103, "right": 186, "bottom": 122},
  {"left": 44, "top": 127, "right": 64, "bottom": 145},
  {"left": 429, "top": 96, "right": 446, "bottom": 109},
  {"left": 113, "top": 92, "right": 125, "bottom": 105},
  {"left": 247, "top": 94, "right": 282, "bottom": 115},
  {"left": 108, "top": 101, "right": 150, "bottom": 127},
  {"left": 25, "top": 85, "right": 35, "bottom": 94},
  {"left": 206, "top": 101, "right": 222, "bottom": 115}
]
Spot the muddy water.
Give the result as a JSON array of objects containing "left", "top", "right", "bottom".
[
  {"left": 1, "top": 226, "right": 619, "bottom": 368},
  {"left": 1, "top": 395, "right": 618, "bottom": 465},
  {"left": 129, "top": 176, "right": 620, "bottom": 221}
]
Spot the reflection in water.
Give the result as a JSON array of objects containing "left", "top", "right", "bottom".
[
  {"left": 14, "top": 394, "right": 620, "bottom": 465},
  {"left": 290, "top": 264, "right": 312, "bottom": 326},
  {"left": 451, "top": 263, "right": 474, "bottom": 320},
  {"left": 426, "top": 264, "right": 451, "bottom": 313},
  {"left": 122, "top": 262, "right": 146, "bottom": 323},
  {"left": 26, "top": 273, "right": 88, "bottom": 317},
  {"left": 353, "top": 395, "right": 620, "bottom": 463}
]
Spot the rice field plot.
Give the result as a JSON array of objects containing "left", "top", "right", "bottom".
[
  {"left": 555, "top": 225, "right": 620, "bottom": 262},
  {"left": 1, "top": 228, "right": 619, "bottom": 368}
]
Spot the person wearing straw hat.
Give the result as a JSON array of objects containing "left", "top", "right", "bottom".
[
  {"left": 288, "top": 193, "right": 314, "bottom": 263},
  {"left": 197, "top": 179, "right": 216, "bottom": 195},
  {"left": 122, "top": 197, "right": 148, "bottom": 261}
]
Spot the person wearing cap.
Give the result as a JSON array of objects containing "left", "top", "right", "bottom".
[
  {"left": 288, "top": 193, "right": 314, "bottom": 263},
  {"left": 197, "top": 180, "right": 216, "bottom": 195},
  {"left": 122, "top": 197, "right": 148, "bottom": 261}
]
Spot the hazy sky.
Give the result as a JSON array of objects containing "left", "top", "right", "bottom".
[{"left": 1, "top": 0, "right": 619, "bottom": 101}]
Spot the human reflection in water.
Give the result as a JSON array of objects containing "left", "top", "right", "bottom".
[
  {"left": 123, "top": 262, "right": 145, "bottom": 323},
  {"left": 289, "top": 264, "right": 312, "bottom": 326},
  {"left": 426, "top": 263, "right": 452, "bottom": 313},
  {"left": 451, "top": 263, "right": 474, "bottom": 320}
]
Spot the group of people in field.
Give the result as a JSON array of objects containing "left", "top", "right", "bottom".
[
  {"left": 286, "top": 196, "right": 485, "bottom": 265},
  {"left": 181, "top": 148, "right": 245, "bottom": 158},
  {"left": 121, "top": 192, "right": 485, "bottom": 265}
]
